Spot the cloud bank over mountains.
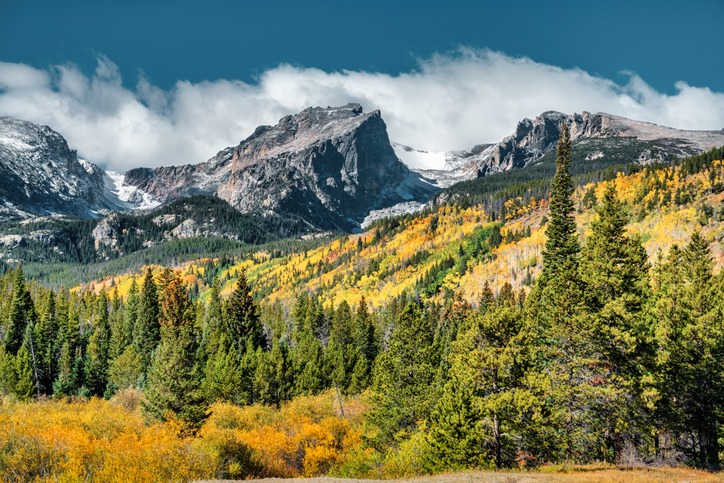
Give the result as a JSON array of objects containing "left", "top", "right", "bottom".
[{"left": 1, "top": 49, "right": 722, "bottom": 171}]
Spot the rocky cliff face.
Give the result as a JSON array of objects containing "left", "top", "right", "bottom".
[
  {"left": 0, "top": 117, "right": 130, "bottom": 221},
  {"left": 125, "top": 104, "right": 436, "bottom": 230},
  {"left": 413, "top": 111, "right": 724, "bottom": 186}
]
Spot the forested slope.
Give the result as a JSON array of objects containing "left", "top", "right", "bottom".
[{"left": 0, "top": 144, "right": 722, "bottom": 479}]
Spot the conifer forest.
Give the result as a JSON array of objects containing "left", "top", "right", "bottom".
[{"left": 1, "top": 129, "right": 723, "bottom": 481}]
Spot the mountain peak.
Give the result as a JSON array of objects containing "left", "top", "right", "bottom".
[
  {"left": 407, "top": 110, "right": 724, "bottom": 187},
  {"left": 123, "top": 104, "right": 436, "bottom": 231},
  {"left": 0, "top": 117, "right": 131, "bottom": 221}
]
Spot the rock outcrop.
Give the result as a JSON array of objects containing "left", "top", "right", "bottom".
[
  {"left": 125, "top": 104, "right": 436, "bottom": 230},
  {"left": 0, "top": 117, "right": 129, "bottom": 221},
  {"left": 412, "top": 111, "right": 724, "bottom": 186}
]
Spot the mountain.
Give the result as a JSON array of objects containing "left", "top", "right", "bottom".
[
  {"left": 84, "top": 147, "right": 724, "bottom": 311},
  {"left": 122, "top": 103, "right": 437, "bottom": 231},
  {"left": 0, "top": 117, "right": 139, "bottom": 221},
  {"left": 2, "top": 108, "right": 723, "bottom": 234},
  {"left": 403, "top": 111, "right": 724, "bottom": 187}
]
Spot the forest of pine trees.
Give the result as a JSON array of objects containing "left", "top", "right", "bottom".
[{"left": 0, "top": 130, "right": 722, "bottom": 477}]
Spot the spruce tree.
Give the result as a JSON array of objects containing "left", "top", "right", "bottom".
[
  {"left": 522, "top": 123, "right": 591, "bottom": 461},
  {"left": 226, "top": 273, "right": 266, "bottom": 353},
  {"left": 35, "top": 290, "right": 58, "bottom": 393},
  {"left": 142, "top": 273, "right": 207, "bottom": 433},
  {"left": 541, "top": 124, "right": 578, "bottom": 278},
  {"left": 578, "top": 183, "right": 652, "bottom": 461},
  {"left": 292, "top": 328, "right": 326, "bottom": 396},
  {"left": 52, "top": 341, "right": 77, "bottom": 396},
  {"left": 11, "top": 343, "right": 34, "bottom": 400},
  {"left": 133, "top": 268, "right": 160, "bottom": 376},
  {"left": 202, "top": 280, "right": 224, "bottom": 357},
  {"left": 478, "top": 281, "right": 495, "bottom": 314},
  {"left": 326, "top": 300, "right": 356, "bottom": 393},
  {"left": 108, "top": 345, "right": 143, "bottom": 391},
  {"left": 350, "top": 296, "right": 378, "bottom": 390},
  {"left": 203, "top": 335, "right": 242, "bottom": 404},
  {"left": 255, "top": 338, "right": 292, "bottom": 407},
  {"left": 368, "top": 302, "right": 436, "bottom": 446},
  {"left": 651, "top": 233, "right": 724, "bottom": 469},
  {"left": 84, "top": 292, "right": 111, "bottom": 397},
  {"left": 5, "top": 265, "right": 34, "bottom": 356},
  {"left": 111, "top": 279, "right": 138, "bottom": 360},
  {"left": 237, "top": 340, "right": 259, "bottom": 404}
]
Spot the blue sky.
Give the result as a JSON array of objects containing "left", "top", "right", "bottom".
[{"left": 1, "top": 0, "right": 723, "bottom": 170}]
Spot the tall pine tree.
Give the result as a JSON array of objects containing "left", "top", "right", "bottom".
[
  {"left": 133, "top": 268, "right": 160, "bottom": 378},
  {"left": 226, "top": 272, "right": 266, "bottom": 353},
  {"left": 5, "top": 265, "right": 35, "bottom": 356},
  {"left": 521, "top": 123, "right": 592, "bottom": 461},
  {"left": 651, "top": 233, "right": 724, "bottom": 469},
  {"left": 142, "top": 272, "right": 207, "bottom": 433},
  {"left": 368, "top": 302, "right": 437, "bottom": 446}
]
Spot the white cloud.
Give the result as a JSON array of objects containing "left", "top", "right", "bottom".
[{"left": 0, "top": 49, "right": 722, "bottom": 171}]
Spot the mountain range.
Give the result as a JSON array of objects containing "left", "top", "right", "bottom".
[{"left": 0, "top": 105, "right": 722, "bottom": 244}]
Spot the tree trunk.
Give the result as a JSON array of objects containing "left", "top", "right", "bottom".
[{"left": 492, "top": 367, "right": 501, "bottom": 468}]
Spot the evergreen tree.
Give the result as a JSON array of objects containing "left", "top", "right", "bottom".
[
  {"left": 111, "top": 279, "right": 138, "bottom": 360},
  {"left": 427, "top": 299, "right": 524, "bottom": 470},
  {"left": 108, "top": 345, "right": 143, "bottom": 391},
  {"left": 478, "top": 281, "right": 495, "bottom": 314},
  {"left": 521, "top": 123, "right": 592, "bottom": 461},
  {"left": 347, "top": 353, "right": 371, "bottom": 395},
  {"left": 226, "top": 272, "right": 266, "bottom": 352},
  {"left": 202, "top": 280, "right": 224, "bottom": 357},
  {"left": 142, "top": 273, "right": 207, "bottom": 433},
  {"left": 326, "top": 300, "right": 356, "bottom": 393},
  {"left": 35, "top": 290, "right": 58, "bottom": 393},
  {"left": 579, "top": 183, "right": 652, "bottom": 461},
  {"left": 202, "top": 335, "right": 242, "bottom": 404},
  {"left": 52, "top": 341, "right": 77, "bottom": 396},
  {"left": 651, "top": 233, "right": 724, "bottom": 469},
  {"left": 541, "top": 124, "right": 578, "bottom": 278},
  {"left": 255, "top": 338, "right": 292, "bottom": 407},
  {"left": 349, "top": 296, "right": 378, "bottom": 391},
  {"left": 237, "top": 340, "right": 259, "bottom": 404},
  {"left": 84, "top": 292, "right": 111, "bottom": 397},
  {"left": 368, "top": 302, "right": 436, "bottom": 446},
  {"left": 11, "top": 343, "right": 34, "bottom": 400},
  {"left": 5, "top": 265, "right": 34, "bottom": 356},
  {"left": 133, "top": 268, "right": 160, "bottom": 377},
  {"left": 292, "top": 328, "right": 326, "bottom": 396}
]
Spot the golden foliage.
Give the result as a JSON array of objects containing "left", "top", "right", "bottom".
[
  {"left": 0, "top": 390, "right": 367, "bottom": 481},
  {"left": 76, "top": 158, "right": 724, "bottom": 312},
  {"left": 0, "top": 396, "right": 210, "bottom": 482},
  {"left": 200, "top": 389, "right": 366, "bottom": 477}
]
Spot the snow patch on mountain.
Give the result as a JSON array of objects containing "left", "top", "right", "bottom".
[
  {"left": 361, "top": 201, "right": 427, "bottom": 229},
  {"left": 392, "top": 143, "right": 447, "bottom": 170},
  {"left": 105, "top": 171, "right": 161, "bottom": 210}
]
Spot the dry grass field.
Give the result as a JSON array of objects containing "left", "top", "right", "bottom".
[{"left": 220, "top": 467, "right": 723, "bottom": 483}]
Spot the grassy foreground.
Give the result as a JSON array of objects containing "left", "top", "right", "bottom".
[
  {"left": 0, "top": 391, "right": 721, "bottom": 482},
  {"left": 235, "top": 467, "right": 723, "bottom": 483}
]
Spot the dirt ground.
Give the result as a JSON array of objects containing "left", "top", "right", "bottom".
[{"left": 200, "top": 467, "right": 724, "bottom": 483}]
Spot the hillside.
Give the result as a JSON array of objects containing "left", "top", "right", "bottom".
[{"left": 88, "top": 147, "right": 724, "bottom": 310}]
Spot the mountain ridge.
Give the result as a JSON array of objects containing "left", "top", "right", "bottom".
[
  {"left": 1, "top": 108, "right": 723, "bottom": 234},
  {"left": 404, "top": 110, "right": 724, "bottom": 187},
  {"left": 122, "top": 103, "right": 437, "bottom": 230}
]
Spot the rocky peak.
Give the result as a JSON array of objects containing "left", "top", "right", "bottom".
[
  {"left": 0, "top": 117, "right": 128, "bottom": 221},
  {"left": 124, "top": 104, "right": 436, "bottom": 231},
  {"left": 230, "top": 103, "right": 375, "bottom": 168},
  {"left": 455, "top": 110, "right": 724, "bottom": 178}
]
